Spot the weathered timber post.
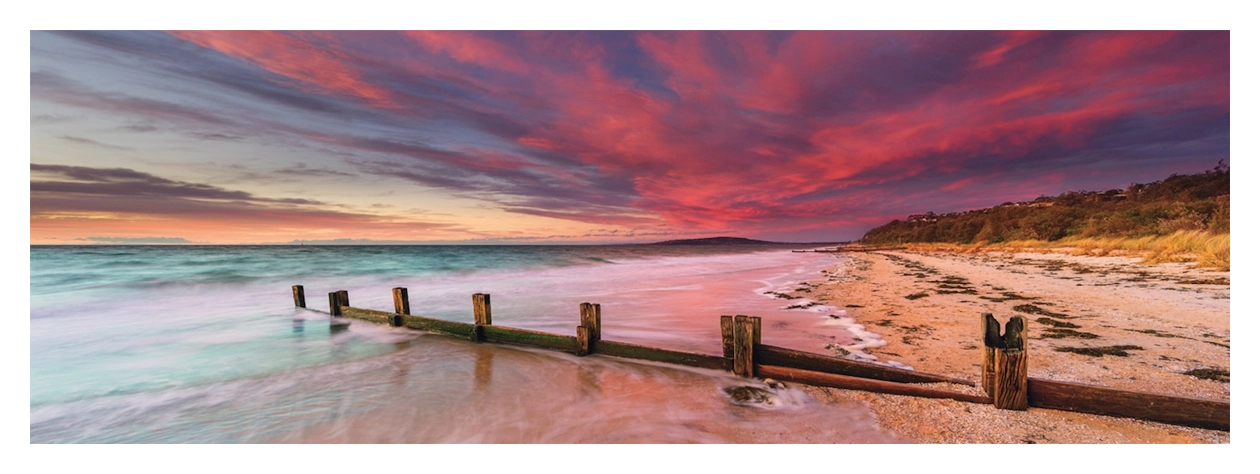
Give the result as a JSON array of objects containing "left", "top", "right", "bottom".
[
  {"left": 720, "top": 315, "right": 734, "bottom": 359},
  {"left": 576, "top": 302, "right": 602, "bottom": 356},
  {"left": 580, "top": 303, "right": 601, "bottom": 341},
  {"left": 993, "top": 315, "right": 1029, "bottom": 410},
  {"left": 390, "top": 288, "right": 409, "bottom": 327},
  {"left": 336, "top": 290, "right": 349, "bottom": 309},
  {"left": 981, "top": 313, "right": 1000, "bottom": 396},
  {"left": 292, "top": 285, "right": 306, "bottom": 308},
  {"left": 473, "top": 293, "right": 492, "bottom": 325},
  {"left": 328, "top": 292, "right": 342, "bottom": 316},
  {"left": 471, "top": 293, "right": 491, "bottom": 342},
  {"left": 576, "top": 326, "right": 593, "bottom": 356},
  {"left": 732, "top": 315, "right": 762, "bottom": 378},
  {"left": 392, "top": 288, "right": 410, "bottom": 315}
]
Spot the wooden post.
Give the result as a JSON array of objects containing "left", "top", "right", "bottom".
[
  {"left": 982, "top": 313, "right": 999, "bottom": 396},
  {"left": 292, "top": 285, "right": 306, "bottom": 308},
  {"left": 328, "top": 292, "right": 342, "bottom": 316},
  {"left": 471, "top": 293, "right": 491, "bottom": 342},
  {"left": 577, "top": 326, "right": 593, "bottom": 356},
  {"left": 472, "top": 293, "right": 492, "bottom": 325},
  {"left": 577, "top": 302, "right": 601, "bottom": 356},
  {"left": 580, "top": 303, "right": 601, "bottom": 341},
  {"left": 336, "top": 290, "right": 349, "bottom": 308},
  {"left": 388, "top": 287, "right": 409, "bottom": 327},
  {"left": 733, "top": 315, "right": 762, "bottom": 378},
  {"left": 720, "top": 315, "right": 734, "bottom": 359},
  {"left": 392, "top": 286, "right": 410, "bottom": 317},
  {"left": 993, "top": 315, "right": 1029, "bottom": 410}
]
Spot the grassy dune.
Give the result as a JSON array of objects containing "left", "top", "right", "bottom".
[
  {"left": 899, "top": 230, "right": 1229, "bottom": 270},
  {"left": 861, "top": 164, "right": 1229, "bottom": 270}
]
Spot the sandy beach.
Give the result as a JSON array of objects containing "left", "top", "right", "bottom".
[{"left": 790, "top": 249, "right": 1230, "bottom": 443}]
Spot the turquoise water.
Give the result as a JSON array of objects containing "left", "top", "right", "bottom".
[{"left": 30, "top": 245, "right": 900, "bottom": 443}]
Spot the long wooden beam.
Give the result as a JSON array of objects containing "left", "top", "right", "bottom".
[
  {"left": 596, "top": 340, "right": 730, "bottom": 371},
  {"left": 757, "top": 344, "right": 975, "bottom": 386},
  {"left": 340, "top": 306, "right": 394, "bottom": 326},
  {"left": 482, "top": 325, "right": 576, "bottom": 351},
  {"left": 757, "top": 365, "right": 991, "bottom": 404},
  {"left": 1028, "top": 377, "right": 1229, "bottom": 431},
  {"left": 338, "top": 305, "right": 726, "bottom": 370}
]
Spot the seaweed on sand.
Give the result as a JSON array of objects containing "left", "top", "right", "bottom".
[{"left": 1054, "top": 345, "right": 1143, "bottom": 357}]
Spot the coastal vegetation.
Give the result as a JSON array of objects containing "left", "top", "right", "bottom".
[{"left": 860, "top": 163, "right": 1229, "bottom": 269}]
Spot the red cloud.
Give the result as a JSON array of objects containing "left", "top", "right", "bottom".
[{"left": 170, "top": 31, "right": 398, "bottom": 108}]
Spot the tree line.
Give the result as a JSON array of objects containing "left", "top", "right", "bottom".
[{"left": 861, "top": 162, "right": 1229, "bottom": 245}]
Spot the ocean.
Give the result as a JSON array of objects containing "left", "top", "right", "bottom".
[{"left": 29, "top": 245, "right": 903, "bottom": 443}]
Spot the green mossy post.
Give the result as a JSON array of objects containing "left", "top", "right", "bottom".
[{"left": 292, "top": 285, "right": 306, "bottom": 308}]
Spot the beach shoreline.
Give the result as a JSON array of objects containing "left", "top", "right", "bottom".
[{"left": 786, "top": 248, "right": 1230, "bottom": 443}]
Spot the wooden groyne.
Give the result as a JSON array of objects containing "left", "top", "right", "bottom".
[{"left": 289, "top": 285, "right": 1229, "bottom": 432}]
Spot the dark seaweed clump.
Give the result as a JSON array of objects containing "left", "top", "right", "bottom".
[
  {"left": 1183, "top": 367, "right": 1230, "bottom": 382},
  {"left": 1040, "top": 328, "right": 1099, "bottom": 339},
  {"left": 1034, "top": 317, "right": 1079, "bottom": 328},
  {"left": 1013, "top": 304, "right": 1072, "bottom": 319},
  {"left": 1054, "top": 345, "right": 1142, "bottom": 357}
]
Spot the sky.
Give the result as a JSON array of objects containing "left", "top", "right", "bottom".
[{"left": 30, "top": 30, "right": 1229, "bottom": 244}]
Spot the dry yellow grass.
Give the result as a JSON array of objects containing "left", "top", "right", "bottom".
[{"left": 897, "top": 231, "right": 1229, "bottom": 270}]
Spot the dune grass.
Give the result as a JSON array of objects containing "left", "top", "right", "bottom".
[{"left": 901, "top": 230, "right": 1229, "bottom": 271}]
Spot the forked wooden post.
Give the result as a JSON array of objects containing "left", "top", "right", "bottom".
[
  {"left": 732, "top": 315, "right": 762, "bottom": 378},
  {"left": 576, "top": 302, "right": 602, "bottom": 356},
  {"left": 993, "top": 315, "right": 1029, "bottom": 410},
  {"left": 391, "top": 288, "right": 410, "bottom": 327},
  {"left": 720, "top": 315, "right": 734, "bottom": 359},
  {"left": 981, "top": 313, "right": 999, "bottom": 396},
  {"left": 292, "top": 285, "right": 306, "bottom": 308},
  {"left": 471, "top": 293, "right": 491, "bottom": 342},
  {"left": 328, "top": 292, "right": 342, "bottom": 316}
]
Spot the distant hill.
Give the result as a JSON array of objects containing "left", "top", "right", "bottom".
[
  {"left": 861, "top": 163, "right": 1229, "bottom": 245},
  {"left": 649, "top": 236, "right": 782, "bottom": 245}
]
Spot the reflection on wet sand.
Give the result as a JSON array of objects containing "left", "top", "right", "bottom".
[
  {"left": 266, "top": 336, "right": 905, "bottom": 443},
  {"left": 474, "top": 348, "right": 493, "bottom": 392}
]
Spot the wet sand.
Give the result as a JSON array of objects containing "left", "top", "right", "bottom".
[{"left": 792, "top": 249, "right": 1230, "bottom": 443}]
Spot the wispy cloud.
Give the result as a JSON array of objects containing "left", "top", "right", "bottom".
[
  {"left": 58, "top": 135, "right": 132, "bottom": 150},
  {"left": 75, "top": 236, "right": 194, "bottom": 244}
]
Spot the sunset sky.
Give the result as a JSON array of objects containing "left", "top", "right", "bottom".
[{"left": 30, "top": 30, "right": 1229, "bottom": 244}]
